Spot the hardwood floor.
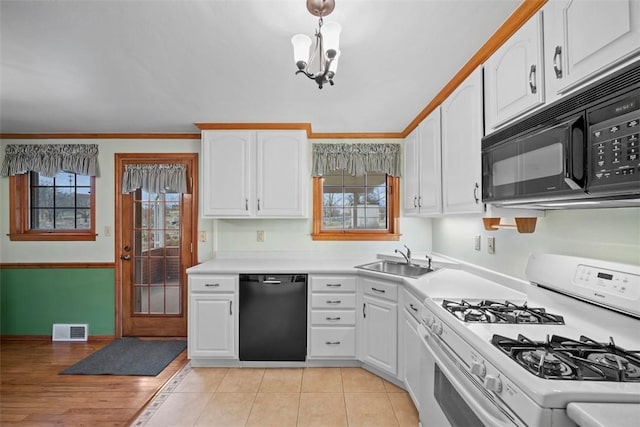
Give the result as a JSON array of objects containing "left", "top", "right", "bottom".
[{"left": 0, "top": 339, "right": 187, "bottom": 426}]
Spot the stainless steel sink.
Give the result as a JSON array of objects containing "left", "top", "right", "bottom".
[{"left": 355, "top": 260, "right": 437, "bottom": 278}]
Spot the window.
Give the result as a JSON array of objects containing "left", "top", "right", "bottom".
[
  {"left": 9, "top": 172, "right": 96, "bottom": 241},
  {"left": 312, "top": 172, "right": 400, "bottom": 241}
]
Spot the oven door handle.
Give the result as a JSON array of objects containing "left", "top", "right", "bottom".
[
  {"left": 564, "top": 114, "right": 585, "bottom": 190},
  {"left": 418, "top": 325, "right": 518, "bottom": 427}
]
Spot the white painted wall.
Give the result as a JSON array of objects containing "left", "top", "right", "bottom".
[
  {"left": 0, "top": 138, "right": 432, "bottom": 263},
  {"left": 432, "top": 208, "right": 640, "bottom": 280},
  {"left": 0, "top": 138, "right": 212, "bottom": 263}
]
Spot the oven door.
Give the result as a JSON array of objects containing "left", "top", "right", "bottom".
[
  {"left": 482, "top": 114, "right": 586, "bottom": 204},
  {"left": 418, "top": 325, "right": 523, "bottom": 427}
]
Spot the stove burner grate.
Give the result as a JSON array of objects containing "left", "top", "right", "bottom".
[
  {"left": 442, "top": 299, "right": 565, "bottom": 325},
  {"left": 492, "top": 334, "right": 640, "bottom": 381}
]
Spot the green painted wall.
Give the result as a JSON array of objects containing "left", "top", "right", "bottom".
[{"left": 0, "top": 268, "right": 115, "bottom": 336}]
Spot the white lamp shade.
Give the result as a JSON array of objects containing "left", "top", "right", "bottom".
[
  {"left": 291, "top": 34, "right": 312, "bottom": 65},
  {"left": 328, "top": 49, "right": 340, "bottom": 73},
  {"left": 321, "top": 21, "right": 341, "bottom": 54}
]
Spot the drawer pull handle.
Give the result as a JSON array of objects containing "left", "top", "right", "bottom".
[
  {"left": 326, "top": 300, "right": 341, "bottom": 304},
  {"left": 326, "top": 283, "right": 342, "bottom": 288},
  {"left": 409, "top": 303, "right": 418, "bottom": 312},
  {"left": 326, "top": 341, "right": 341, "bottom": 345},
  {"left": 326, "top": 317, "right": 341, "bottom": 321},
  {"left": 205, "top": 283, "right": 220, "bottom": 287},
  {"left": 371, "top": 287, "right": 386, "bottom": 294}
]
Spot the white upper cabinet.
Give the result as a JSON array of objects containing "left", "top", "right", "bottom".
[
  {"left": 201, "top": 130, "right": 308, "bottom": 218},
  {"left": 255, "top": 132, "right": 307, "bottom": 217},
  {"left": 441, "top": 67, "right": 484, "bottom": 214},
  {"left": 544, "top": 0, "right": 640, "bottom": 102},
  {"left": 484, "top": 12, "right": 544, "bottom": 132},
  {"left": 403, "top": 108, "right": 442, "bottom": 216}
]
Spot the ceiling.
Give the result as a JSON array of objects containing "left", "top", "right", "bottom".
[{"left": 0, "top": 0, "right": 521, "bottom": 135}]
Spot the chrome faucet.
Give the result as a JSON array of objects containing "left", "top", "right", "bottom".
[
  {"left": 425, "top": 253, "right": 433, "bottom": 271},
  {"left": 395, "top": 245, "right": 412, "bottom": 265}
]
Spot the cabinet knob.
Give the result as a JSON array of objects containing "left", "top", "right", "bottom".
[
  {"left": 484, "top": 375, "right": 502, "bottom": 393},
  {"left": 470, "top": 361, "right": 486, "bottom": 378}
]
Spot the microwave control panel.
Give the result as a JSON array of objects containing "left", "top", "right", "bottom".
[{"left": 589, "top": 107, "right": 640, "bottom": 190}]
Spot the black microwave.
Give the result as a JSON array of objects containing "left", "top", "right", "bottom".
[{"left": 482, "top": 60, "right": 640, "bottom": 209}]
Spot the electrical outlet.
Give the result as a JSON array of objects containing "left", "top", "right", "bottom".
[
  {"left": 199, "top": 231, "right": 207, "bottom": 242},
  {"left": 487, "top": 236, "right": 495, "bottom": 254},
  {"left": 474, "top": 235, "right": 481, "bottom": 251},
  {"left": 257, "top": 230, "right": 265, "bottom": 242}
]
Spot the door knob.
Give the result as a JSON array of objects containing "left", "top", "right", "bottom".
[{"left": 120, "top": 254, "right": 131, "bottom": 260}]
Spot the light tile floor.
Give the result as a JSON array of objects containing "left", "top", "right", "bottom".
[{"left": 132, "top": 364, "right": 419, "bottom": 427}]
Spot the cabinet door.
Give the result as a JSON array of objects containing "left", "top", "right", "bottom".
[
  {"left": 188, "top": 294, "right": 236, "bottom": 358},
  {"left": 545, "top": 0, "right": 640, "bottom": 99},
  {"left": 441, "top": 67, "right": 483, "bottom": 214},
  {"left": 256, "top": 131, "right": 308, "bottom": 217},
  {"left": 402, "top": 127, "right": 421, "bottom": 216},
  {"left": 201, "top": 131, "right": 253, "bottom": 217},
  {"left": 484, "top": 12, "right": 544, "bottom": 131},
  {"left": 402, "top": 310, "right": 421, "bottom": 409},
  {"left": 418, "top": 108, "right": 442, "bottom": 215},
  {"left": 361, "top": 294, "right": 397, "bottom": 376}
]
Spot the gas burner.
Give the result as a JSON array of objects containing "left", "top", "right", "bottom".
[
  {"left": 493, "top": 334, "right": 640, "bottom": 382},
  {"left": 441, "top": 299, "right": 564, "bottom": 325},
  {"left": 518, "top": 349, "right": 574, "bottom": 378}
]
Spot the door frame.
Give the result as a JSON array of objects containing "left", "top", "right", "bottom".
[{"left": 114, "top": 153, "right": 199, "bottom": 338}]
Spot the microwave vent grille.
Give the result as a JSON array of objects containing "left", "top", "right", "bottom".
[{"left": 483, "top": 60, "right": 640, "bottom": 148}]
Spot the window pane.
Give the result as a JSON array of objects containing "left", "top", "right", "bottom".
[
  {"left": 323, "top": 191, "right": 344, "bottom": 208},
  {"left": 32, "top": 209, "right": 53, "bottom": 229},
  {"left": 76, "top": 209, "right": 91, "bottom": 229},
  {"left": 323, "top": 208, "right": 343, "bottom": 229},
  {"left": 32, "top": 188, "right": 54, "bottom": 208},
  {"left": 56, "top": 172, "right": 75, "bottom": 185},
  {"left": 77, "top": 187, "right": 91, "bottom": 208},
  {"left": 165, "top": 231, "right": 180, "bottom": 247},
  {"left": 366, "top": 173, "right": 387, "bottom": 186},
  {"left": 55, "top": 187, "right": 75, "bottom": 207},
  {"left": 55, "top": 209, "right": 76, "bottom": 229},
  {"left": 76, "top": 175, "right": 91, "bottom": 186},
  {"left": 35, "top": 174, "right": 54, "bottom": 186},
  {"left": 165, "top": 202, "right": 180, "bottom": 229}
]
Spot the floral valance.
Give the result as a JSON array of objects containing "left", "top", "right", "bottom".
[
  {"left": 1, "top": 144, "right": 99, "bottom": 177},
  {"left": 121, "top": 164, "right": 188, "bottom": 194},
  {"left": 312, "top": 143, "right": 401, "bottom": 177}
]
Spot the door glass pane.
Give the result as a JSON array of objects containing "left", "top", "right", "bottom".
[{"left": 132, "top": 189, "right": 183, "bottom": 315}]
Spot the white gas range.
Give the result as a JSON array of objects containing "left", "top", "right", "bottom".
[{"left": 417, "top": 253, "right": 640, "bottom": 427}]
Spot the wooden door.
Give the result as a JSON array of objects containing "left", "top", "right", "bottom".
[{"left": 115, "top": 153, "right": 198, "bottom": 337}]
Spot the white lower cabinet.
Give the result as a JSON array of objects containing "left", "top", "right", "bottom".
[
  {"left": 188, "top": 275, "right": 237, "bottom": 360},
  {"left": 401, "top": 289, "right": 423, "bottom": 409},
  {"left": 308, "top": 275, "right": 357, "bottom": 359},
  {"left": 359, "top": 277, "right": 398, "bottom": 376}
]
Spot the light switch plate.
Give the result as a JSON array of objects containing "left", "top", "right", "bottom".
[
  {"left": 487, "top": 237, "right": 495, "bottom": 254},
  {"left": 257, "top": 230, "right": 265, "bottom": 242},
  {"left": 474, "top": 235, "right": 481, "bottom": 251},
  {"left": 199, "top": 231, "right": 207, "bottom": 242}
]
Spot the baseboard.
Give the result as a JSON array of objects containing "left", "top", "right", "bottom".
[{"left": 1, "top": 334, "right": 115, "bottom": 342}]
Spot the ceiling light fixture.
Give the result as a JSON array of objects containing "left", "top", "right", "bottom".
[{"left": 291, "top": 0, "right": 341, "bottom": 89}]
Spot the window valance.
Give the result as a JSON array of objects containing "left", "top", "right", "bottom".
[
  {"left": 121, "top": 164, "right": 188, "bottom": 194},
  {"left": 1, "top": 144, "right": 99, "bottom": 177},
  {"left": 312, "top": 143, "right": 401, "bottom": 177}
]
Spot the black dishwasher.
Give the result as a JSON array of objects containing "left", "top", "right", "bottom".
[{"left": 239, "top": 274, "right": 307, "bottom": 361}]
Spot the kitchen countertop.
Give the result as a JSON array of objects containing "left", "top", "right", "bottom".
[
  {"left": 567, "top": 403, "right": 640, "bottom": 427},
  {"left": 186, "top": 251, "right": 526, "bottom": 301}
]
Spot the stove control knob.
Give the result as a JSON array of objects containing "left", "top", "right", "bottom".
[
  {"left": 484, "top": 375, "right": 502, "bottom": 393},
  {"left": 470, "top": 361, "right": 486, "bottom": 378},
  {"left": 430, "top": 322, "right": 443, "bottom": 336}
]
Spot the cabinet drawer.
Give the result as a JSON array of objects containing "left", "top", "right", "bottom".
[
  {"left": 311, "top": 310, "right": 356, "bottom": 326},
  {"left": 309, "top": 327, "right": 356, "bottom": 357},
  {"left": 311, "top": 276, "right": 356, "bottom": 292},
  {"left": 311, "top": 294, "right": 356, "bottom": 309},
  {"left": 363, "top": 279, "right": 398, "bottom": 301},
  {"left": 189, "top": 275, "right": 237, "bottom": 292},
  {"left": 403, "top": 289, "right": 422, "bottom": 320}
]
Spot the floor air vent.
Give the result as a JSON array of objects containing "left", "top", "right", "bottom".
[{"left": 52, "top": 323, "right": 88, "bottom": 341}]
